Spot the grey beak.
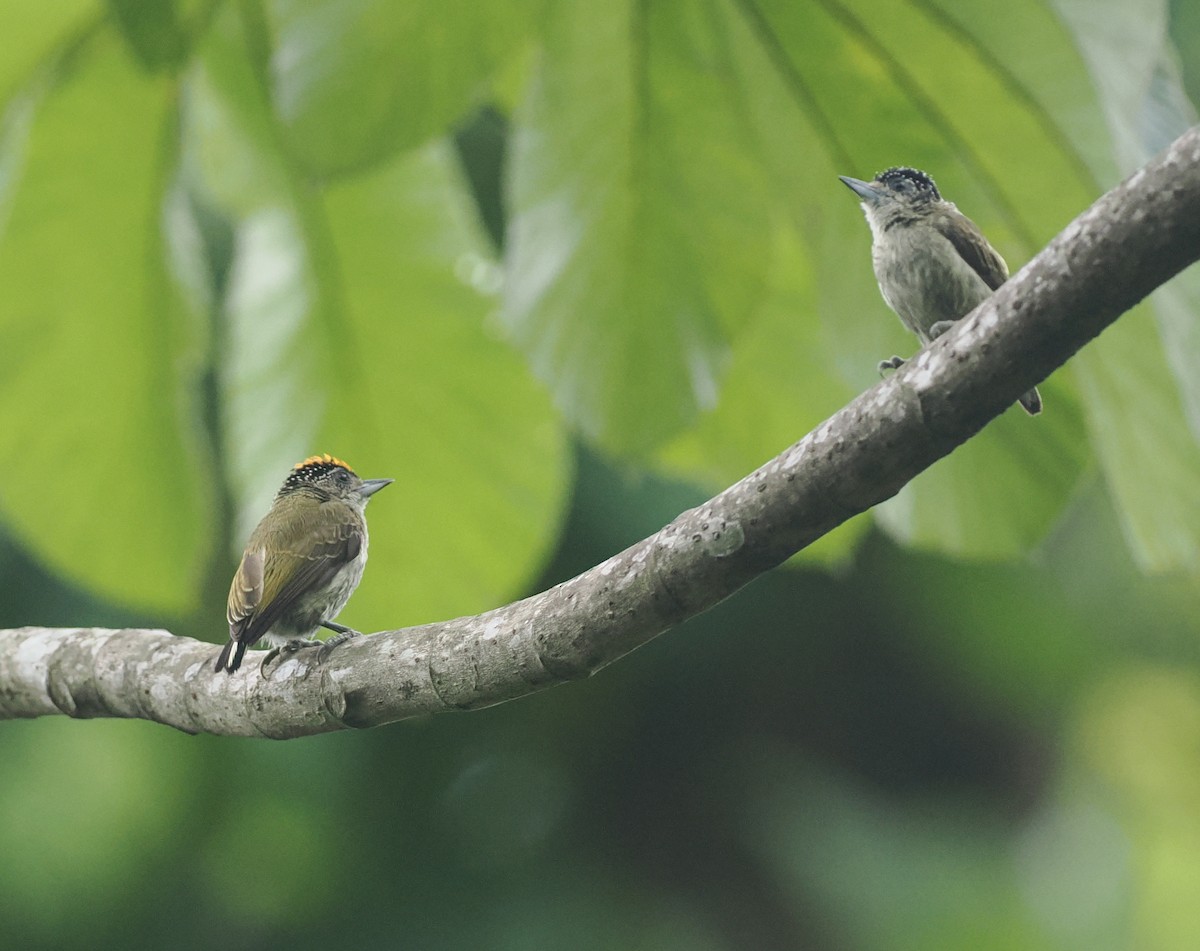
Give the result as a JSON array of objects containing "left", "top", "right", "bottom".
[
  {"left": 839, "top": 175, "right": 882, "bottom": 203},
  {"left": 359, "top": 478, "right": 394, "bottom": 498}
]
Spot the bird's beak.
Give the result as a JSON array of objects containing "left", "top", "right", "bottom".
[
  {"left": 359, "top": 478, "right": 394, "bottom": 498},
  {"left": 839, "top": 175, "right": 882, "bottom": 204}
]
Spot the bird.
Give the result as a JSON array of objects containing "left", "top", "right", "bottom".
[
  {"left": 838, "top": 166, "right": 1042, "bottom": 415},
  {"left": 215, "top": 453, "right": 393, "bottom": 674}
]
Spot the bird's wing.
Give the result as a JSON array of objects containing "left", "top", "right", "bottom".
[
  {"left": 229, "top": 507, "right": 363, "bottom": 647},
  {"left": 227, "top": 547, "right": 264, "bottom": 638},
  {"left": 934, "top": 212, "right": 1009, "bottom": 290}
]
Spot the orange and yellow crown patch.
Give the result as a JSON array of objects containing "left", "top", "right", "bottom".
[{"left": 294, "top": 453, "right": 355, "bottom": 473}]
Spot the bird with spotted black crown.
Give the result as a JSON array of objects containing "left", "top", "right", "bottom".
[
  {"left": 839, "top": 166, "right": 1042, "bottom": 416},
  {"left": 215, "top": 454, "right": 392, "bottom": 674}
]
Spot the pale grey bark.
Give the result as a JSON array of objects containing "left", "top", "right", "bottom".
[{"left": 3, "top": 127, "right": 1200, "bottom": 739}]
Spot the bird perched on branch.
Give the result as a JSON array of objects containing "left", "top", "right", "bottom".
[
  {"left": 215, "top": 454, "right": 393, "bottom": 674},
  {"left": 839, "top": 166, "right": 1042, "bottom": 415}
]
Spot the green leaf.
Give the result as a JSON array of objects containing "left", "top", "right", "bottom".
[
  {"left": 190, "top": 12, "right": 569, "bottom": 627},
  {"left": 1051, "top": 0, "right": 1172, "bottom": 173},
  {"left": 180, "top": 3, "right": 322, "bottom": 540},
  {"left": 733, "top": 0, "right": 1103, "bottom": 370},
  {"left": 1053, "top": 0, "right": 1200, "bottom": 569},
  {"left": 317, "top": 141, "right": 571, "bottom": 626},
  {"left": 1172, "top": 0, "right": 1200, "bottom": 108},
  {"left": 503, "top": 0, "right": 773, "bottom": 455},
  {"left": 876, "top": 395, "right": 1090, "bottom": 558},
  {"left": 180, "top": 6, "right": 295, "bottom": 216},
  {"left": 1074, "top": 312, "right": 1200, "bottom": 570},
  {"left": 263, "top": 0, "right": 539, "bottom": 178},
  {"left": 0, "top": 31, "right": 212, "bottom": 612},
  {"left": 0, "top": 0, "right": 98, "bottom": 103},
  {"left": 646, "top": 0, "right": 1097, "bottom": 557},
  {"left": 105, "top": 0, "right": 199, "bottom": 73},
  {"left": 658, "top": 223, "right": 869, "bottom": 565}
]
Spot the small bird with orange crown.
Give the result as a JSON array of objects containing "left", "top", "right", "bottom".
[{"left": 215, "top": 454, "right": 392, "bottom": 674}]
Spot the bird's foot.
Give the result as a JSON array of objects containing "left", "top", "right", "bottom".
[
  {"left": 259, "top": 637, "right": 321, "bottom": 674},
  {"left": 928, "top": 320, "right": 956, "bottom": 339},
  {"left": 878, "top": 355, "right": 906, "bottom": 376},
  {"left": 316, "top": 628, "right": 361, "bottom": 662}
]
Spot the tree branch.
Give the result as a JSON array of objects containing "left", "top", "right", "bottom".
[{"left": 4, "top": 127, "right": 1200, "bottom": 738}]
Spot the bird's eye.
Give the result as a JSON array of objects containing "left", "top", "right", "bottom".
[{"left": 336, "top": 470, "right": 350, "bottom": 484}]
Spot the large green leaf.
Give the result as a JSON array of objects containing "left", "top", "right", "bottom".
[
  {"left": 1173, "top": 0, "right": 1200, "bottom": 107},
  {"left": 502, "top": 0, "right": 773, "bottom": 455},
  {"left": 262, "top": 0, "right": 540, "bottom": 178},
  {"left": 1052, "top": 0, "right": 1200, "bottom": 570},
  {"left": 645, "top": 0, "right": 1096, "bottom": 558},
  {"left": 875, "top": 401, "right": 1089, "bottom": 558},
  {"left": 0, "top": 31, "right": 212, "bottom": 611},
  {"left": 317, "top": 142, "right": 571, "bottom": 627},
  {"left": 1074, "top": 313, "right": 1200, "bottom": 570},
  {"left": 659, "top": 224, "right": 870, "bottom": 565},
  {"left": 0, "top": 0, "right": 98, "bottom": 103},
  {"left": 105, "top": 0, "right": 203, "bottom": 73},
  {"left": 188, "top": 12, "right": 569, "bottom": 628},
  {"left": 179, "top": 3, "right": 321, "bottom": 533}
]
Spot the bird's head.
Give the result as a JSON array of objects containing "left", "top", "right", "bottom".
[
  {"left": 278, "top": 454, "right": 393, "bottom": 508},
  {"left": 839, "top": 166, "right": 942, "bottom": 231}
]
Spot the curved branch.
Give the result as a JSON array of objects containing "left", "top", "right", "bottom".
[{"left": 4, "top": 127, "right": 1200, "bottom": 738}]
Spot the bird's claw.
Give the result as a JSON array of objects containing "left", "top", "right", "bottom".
[
  {"left": 258, "top": 630, "right": 361, "bottom": 674},
  {"left": 316, "top": 628, "right": 360, "bottom": 662},
  {"left": 877, "top": 355, "right": 906, "bottom": 376},
  {"left": 259, "top": 637, "right": 321, "bottom": 674},
  {"left": 928, "top": 320, "right": 956, "bottom": 339}
]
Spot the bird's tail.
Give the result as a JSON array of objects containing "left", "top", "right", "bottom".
[
  {"left": 1019, "top": 386, "right": 1043, "bottom": 416},
  {"left": 214, "top": 639, "right": 247, "bottom": 674}
]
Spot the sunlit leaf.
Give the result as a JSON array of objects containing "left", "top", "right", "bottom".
[
  {"left": 1053, "top": 0, "right": 1200, "bottom": 569},
  {"left": 503, "top": 0, "right": 773, "bottom": 454},
  {"left": 264, "top": 0, "right": 540, "bottom": 177},
  {"left": 189, "top": 11, "right": 569, "bottom": 627},
  {"left": 106, "top": 0, "right": 199, "bottom": 73},
  {"left": 0, "top": 31, "right": 212, "bottom": 611},
  {"left": 0, "top": 0, "right": 97, "bottom": 103},
  {"left": 646, "top": 0, "right": 1096, "bottom": 557},
  {"left": 658, "top": 223, "right": 869, "bottom": 565},
  {"left": 1074, "top": 313, "right": 1200, "bottom": 570},
  {"left": 318, "top": 141, "right": 570, "bottom": 626}
]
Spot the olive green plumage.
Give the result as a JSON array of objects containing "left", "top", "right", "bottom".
[
  {"left": 839, "top": 167, "right": 1042, "bottom": 416},
  {"left": 215, "top": 454, "right": 392, "bottom": 674}
]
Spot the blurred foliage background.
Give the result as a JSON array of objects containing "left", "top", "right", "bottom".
[{"left": 3, "top": 0, "right": 1200, "bottom": 948}]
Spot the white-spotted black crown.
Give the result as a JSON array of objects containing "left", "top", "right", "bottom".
[
  {"left": 877, "top": 166, "right": 941, "bottom": 201},
  {"left": 281, "top": 453, "right": 357, "bottom": 493}
]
